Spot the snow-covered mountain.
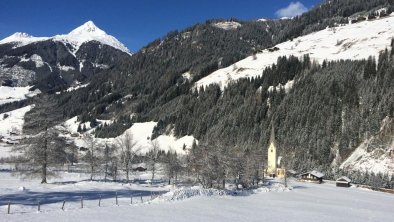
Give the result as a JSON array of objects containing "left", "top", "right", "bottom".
[
  {"left": 196, "top": 13, "right": 394, "bottom": 90},
  {"left": 0, "top": 21, "right": 132, "bottom": 91},
  {"left": 0, "top": 21, "right": 130, "bottom": 54}
]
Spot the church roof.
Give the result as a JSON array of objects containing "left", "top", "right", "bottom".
[{"left": 269, "top": 124, "right": 277, "bottom": 146}]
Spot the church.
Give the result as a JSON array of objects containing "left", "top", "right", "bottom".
[{"left": 266, "top": 126, "right": 285, "bottom": 178}]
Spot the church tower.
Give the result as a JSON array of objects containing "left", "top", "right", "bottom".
[{"left": 267, "top": 125, "right": 277, "bottom": 177}]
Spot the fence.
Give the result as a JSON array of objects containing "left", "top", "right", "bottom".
[{"left": 1, "top": 190, "right": 164, "bottom": 215}]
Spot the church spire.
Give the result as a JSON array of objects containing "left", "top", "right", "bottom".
[{"left": 270, "top": 124, "right": 276, "bottom": 144}]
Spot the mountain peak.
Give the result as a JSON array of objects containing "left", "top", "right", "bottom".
[
  {"left": 68, "top": 21, "right": 105, "bottom": 35},
  {"left": 0, "top": 21, "right": 131, "bottom": 54},
  {"left": 0, "top": 32, "right": 49, "bottom": 46}
]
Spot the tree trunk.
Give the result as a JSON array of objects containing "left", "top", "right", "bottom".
[
  {"left": 151, "top": 163, "right": 155, "bottom": 185},
  {"left": 41, "top": 163, "right": 47, "bottom": 183},
  {"left": 90, "top": 165, "right": 94, "bottom": 181},
  {"left": 41, "top": 135, "right": 48, "bottom": 184},
  {"left": 126, "top": 161, "right": 129, "bottom": 183}
]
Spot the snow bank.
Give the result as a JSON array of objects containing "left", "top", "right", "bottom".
[
  {"left": 157, "top": 187, "right": 229, "bottom": 201},
  {"left": 197, "top": 14, "right": 394, "bottom": 90}
]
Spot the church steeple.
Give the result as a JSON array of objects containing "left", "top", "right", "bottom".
[
  {"left": 270, "top": 124, "right": 276, "bottom": 145},
  {"left": 267, "top": 123, "right": 277, "bottom": 177}
]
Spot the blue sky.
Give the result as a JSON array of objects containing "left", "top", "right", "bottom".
[{"left": 0, "top": 0, "right": 321, "bottom": 52}]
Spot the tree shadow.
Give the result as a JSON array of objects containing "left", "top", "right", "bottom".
[{"left": 0, "top": 188, "right": 166, "bottom": 206}]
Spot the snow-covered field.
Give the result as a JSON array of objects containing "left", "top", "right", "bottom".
[
  {"left": 196, "top": 13, "right": 394, "bottom": 89},
  {"left": 0, "top": 170, "right": 393, "bottom": 222}
]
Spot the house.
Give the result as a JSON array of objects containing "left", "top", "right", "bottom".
[
  {"left": 299, "top": 170, "right": 324, "bottom": 183},
  {"left": 336, "top": 176, "right": 351, "bottom": 187},
  {"left": 133, "top": 166, "right": 147, "bottom": 172}
]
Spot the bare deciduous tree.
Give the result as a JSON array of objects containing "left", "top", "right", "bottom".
[
  {"left": 81, "top": 135, "right": 101, "bottom": 181},
  {"left": 147, "top": 140, "right": 160, "bottom": 185},
  {"left": 14, "top": 128, "right": 71, "bottom": 183},
  {"left": 115, "top": 132, "right": 140, "bottom": 182}
]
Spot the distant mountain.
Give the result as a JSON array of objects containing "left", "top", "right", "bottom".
[{"left": 0, "top": 21, "right": 131, "bottom": 92}]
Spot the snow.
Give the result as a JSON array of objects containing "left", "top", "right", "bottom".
[
  {"left": 336, "top": 176, "right": 351, "bottom": 183},
  {"left": 1, "top": 176, "right": 393, "bottom": 222},
  {"left": 0, "top": 105, "right": 33, "bottom": 155},
  {"left": 340, "top": 138, "right": 394, "bottom": 175},
  {"left": 65, "top": 83, "right": 89, "bottom": 92},
  {"left": 0, "top": 86, "right": 40, "bottom": 105},
  {"left": 268, "top": 79, "right": 294, "bottom": 93},
  {"left": 212, "top": 21, "right": 242, "bottom": 30},
  {"left": 0, "top": 105, "right": 33, "bottom": 137},
  {"left": 116, "top": 122, "right": 196, "bottom": 154},
  {"left": 20, "top": 54, "right": 45, "bottom": 68},
  {"left": 0, "top": 21, "right": 131, "bottom": 54},
  {"left": 59, "top": 119, "right": 196, "bottom": 155},
  {"left": 0, "top": 32, "right": 49, "bottom": 48},
  {"left": 182, "top": 71, "right": 192, "bottom": 81},
  {"left": 58, "top": 64, "right": 75, "bottom": 71},
  {"left": 257, "top": 18, "right": 268, "bottom": 22},
  {"left": 302, "top": 170, "right": 325, "bottom": 178},
  {"left": 196, "top": 14, "right": 394, "bottom": 90}
]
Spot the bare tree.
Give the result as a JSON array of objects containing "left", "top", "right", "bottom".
[
  {"left": 103, "top": 142, "right": 117, "bottom": 182},
  {"left": 12, "top": 94, "right": 71, "bottom": 183},
  {"left": 81, "top": 135, "right": 101, "bottom": 181},
  {"left": 115, "top": 132, "right": 139, "bottom": 182},
  {"left": 147, "top": 140, "right": 160, "bottom": 185},
  {"left": 163, "top": 150, "right": 182, "bottom": 186},
  {"left": 14, "top": 128, "right": 71, "bottom": 183}
]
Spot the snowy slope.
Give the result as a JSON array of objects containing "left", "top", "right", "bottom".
[
  {"left": 0, "top": 86, "right": 40, "bottom": 105},
  {"left": 340, "top": 139, "right": 394, "bottom": 175},
  {"left": 0, "top": 105, "right": 33, "bottom": 137},
  {"left": 0, "top": 21, "right": 131, "bottom": 54},
  {"left": 61, "top": 119, "right": 196, "bottom": 155},
  {"left": 196, "top": 14, "right": 394, "bottom": 89}
]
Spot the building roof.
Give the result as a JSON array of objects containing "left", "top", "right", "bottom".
[
  {"left": 269, "top": 124, "right": 278, "bottom": 147},
  {"left": 300, "top": 170, "right": 324, "bottom": 178},
  {"left": 336, "top": 176, "right": 351, "bottom": 183}
]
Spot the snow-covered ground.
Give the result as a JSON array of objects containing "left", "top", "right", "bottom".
[
  {"left": 196, "top": 13, "right": 394, "bottom": 89},
  {"left": 0, "top": 86, "right": 40, "bottom": 105},
  {"left": 0, "top": 171, "right": 393, "bottom": 222}
]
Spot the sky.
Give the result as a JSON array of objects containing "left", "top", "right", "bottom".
[{"left": 0, "top": 0, "right": 321, "bottom": 52}]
